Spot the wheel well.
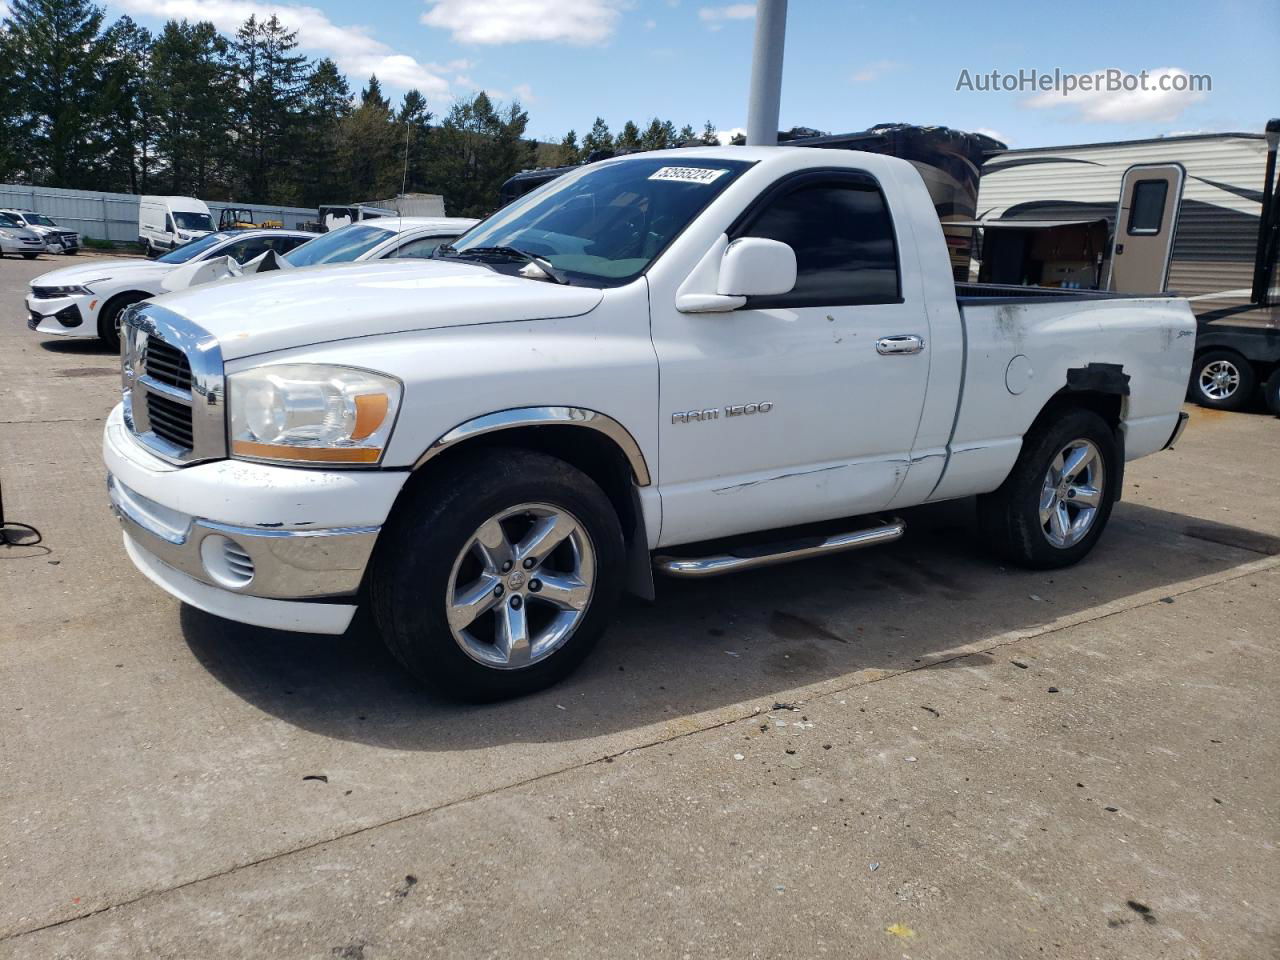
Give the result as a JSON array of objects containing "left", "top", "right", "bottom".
[
  {"left": 406, "top": 425, "right": 642, "bottom": 545},
  {"left": 97, "top": 291, "right": 147, "bottom": 333}
]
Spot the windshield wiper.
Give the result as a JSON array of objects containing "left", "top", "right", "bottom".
[{"left": 435, "top": 244, "right": 568, "bottom": 284}]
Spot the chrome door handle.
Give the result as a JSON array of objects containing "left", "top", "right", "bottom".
[{"left": 876, "top": 335, "right": 925, "bottom": 355}]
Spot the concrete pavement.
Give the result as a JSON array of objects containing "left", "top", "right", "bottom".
[{"left": 1, "top": 255, "right": 1276, "bottom": 958}]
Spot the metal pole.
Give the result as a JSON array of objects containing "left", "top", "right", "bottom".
[{"left": 745, "top": 0, "right": 787, "bottom": 146}]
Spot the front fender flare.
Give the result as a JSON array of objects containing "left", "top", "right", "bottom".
[{"left": 412, "top": 405, "right": 652, "bottom": 486}]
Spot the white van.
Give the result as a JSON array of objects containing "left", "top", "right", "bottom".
[{"left": 138, "top": 196, "right": 214, "bottom": 257}]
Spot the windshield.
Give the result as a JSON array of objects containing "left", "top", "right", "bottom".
[
  {"left": 157, "top": 232, "right": 232, "bottom": 264},
  {"left": 284, "top": 223, "right": 395, "bottom": 266},
  {"left": 448, "top": 156, "right": 753, "bottom": 285},
  {"left": 0, "top": 213, "right": 18, "bottom": 228},
  {"left": 25, "top": 213, "right": 57, "bottom": 226},
  {"left": 173, "top": 211, "right": 213, "bottom": 231}
]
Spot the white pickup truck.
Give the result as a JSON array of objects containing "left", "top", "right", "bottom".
[{"left": 104, "top": 147, "right": 1195, "bottom": 700}]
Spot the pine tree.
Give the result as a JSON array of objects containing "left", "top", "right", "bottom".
[
  {"left": 97, "top": 16, "right": 153, "bottom": 192},
  {"left": 700, "top": 120, "right": 719, "bottom": 145},
  {"left": 232, "top": 14, "right": 308, "bottom": 202},
  {"left": 337, "top": 76, "right": 400, "bottom": 200},
  {"left": 556, "top": 130, "right": 579, "bottom": 166},
  {"left": 580, "top": 117, "right": 613, "bottom": 160},
  {"left": 640, "top": 118, "right": 668, "bottom": 151},
  {"left": 149, "top": 19, "right": 234, "bottom": 195},
  {"left": 396, "top": 89, "right": 434, "bottom": 194},
  {"left": 677, "top": 124, "right": 697, "bottom": 144},
  {"left": 296, "top": 57, "right": 351, "bottom": 205},
  {"left": 4, "top": 0, "right": 109, "bottom": 186},
  {"left": 616, "top": 121, "right": 642, "bottom": 152}
]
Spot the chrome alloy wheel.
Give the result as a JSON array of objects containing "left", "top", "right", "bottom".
[
  {"left": 1039, "top": 439, "right": 1105, "bottom": 549},
  {"left": 446, "top": 503, "right": 596, "bottom": 669},
  {"left": 1199, "top": 359, "right": 1241, "bottom": 400}
]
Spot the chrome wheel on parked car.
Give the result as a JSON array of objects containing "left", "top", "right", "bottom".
[
  {"left": 446, "top": 502, "right": 596, "bottom": 669},
  {"left": 1039, "top": 439, "right": 1104, "bottom": 549}
]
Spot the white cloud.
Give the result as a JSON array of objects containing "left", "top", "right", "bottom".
[
  {"left": 975, "top": 127, "right": 1010, "bottom": 145},
  {"left": 1021, "top": 66, "right": 1208, "bottom": 124},
  {"left": 715, "top": 126, "right": 745, "bottom": 145},
  {"left": 421, "top": 0, "right": 624, "bottom": 45},
  {"left": 850, "top": 59, "right": 901, "bottom": 85},
  {"left": 644, "top": 18, "right": 656, "bottom": 28},
  {"left": 114, "top": 0, "right": 452, "bottom": 95},
  {"left": 0, "top": 1, "right": 10, "bottom": 20},
  {"left": 698, "top": 4, "right": 755, "bottom": 30},
  {"left": 513, "top": 82, "right": 536, "bottom": 103}
]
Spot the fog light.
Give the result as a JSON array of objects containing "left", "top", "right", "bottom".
[
  {"left": 54, "top": 305, "right": 82, "bottom": 328},
  {"left": 200, "top": 534, "right": 255, "bottom": 588}
]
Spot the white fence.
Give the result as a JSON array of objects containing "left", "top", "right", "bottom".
[{"left": 0, "top": 183, "right": 316, "bottom": 244}]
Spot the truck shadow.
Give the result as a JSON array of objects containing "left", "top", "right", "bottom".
[{"left": 179, "top": 498, "right": 1278, "bottom": 751}]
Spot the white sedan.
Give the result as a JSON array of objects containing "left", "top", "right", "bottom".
[
  {"left": 278, "top": 217, "right": 478, "bottom": 269},
  {"left": 25, "top": 229, "right": 314, "bottom": 350}
]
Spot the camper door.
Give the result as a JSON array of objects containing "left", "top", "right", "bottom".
[{"left": 1106, "top": 163, "right": 1185, "bottom": 293}]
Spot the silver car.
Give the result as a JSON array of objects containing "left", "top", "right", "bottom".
[
  {"left": 0, "top": 212, "right": 48, "bottom": 259},
  {"left": 0, "top": 208, "right": 80, "bottom": 254}
]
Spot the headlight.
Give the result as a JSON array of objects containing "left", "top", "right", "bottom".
[
  {"left": 228, "top": 364, "right": 401, "bottom": 466},
  {"left": 36, "top": 284, "right": 95, "bottom": 296},
  {"left": 0, "top": 230, "right": 15, "bottom": 239}
]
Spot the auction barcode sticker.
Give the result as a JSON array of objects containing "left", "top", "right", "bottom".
[{"left": 648, "top": 166, "right": 729, "bottom": 185}]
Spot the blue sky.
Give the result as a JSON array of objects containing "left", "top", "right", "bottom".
[{"left": 96, "top": 0, "right": 1278, "bottom": 148}]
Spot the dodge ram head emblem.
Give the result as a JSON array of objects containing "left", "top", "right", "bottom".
[{"left": 672, "top": 402, "right": 773, "bottom": 424}]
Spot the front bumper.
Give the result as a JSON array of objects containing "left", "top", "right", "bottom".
[
  {"left": 103, "top": 404, "right": 408, "bottom": 634},
  {"left": 25, "top": 292, "right": 91, "bottom": 335},
  {"left": 2, "top": 238, "right": 45, "bottom": 255}
]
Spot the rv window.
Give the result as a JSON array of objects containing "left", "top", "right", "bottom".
[{"left": 1127, "top": 180, "right": 1168, "bottom": 235}]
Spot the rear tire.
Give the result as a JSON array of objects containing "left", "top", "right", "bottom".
[
  {"left": 97, "top": 294, "right": 146, "bottom": 352},
  {"left": 1190, "top": 350, "right": 1255, "bottom": 411},
  {"left": 371, "top": 448, "right": 625, "bottom": 701},
  {"left": 978, "top": 408, "right": 1120, "bottom": 569},
  {"left": 1264, "top": 368, "right": 1280, "bottom": 417}
]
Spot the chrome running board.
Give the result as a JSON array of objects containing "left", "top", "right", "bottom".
[{"left": 653, "top": 518, "right": 905, "bottom": 579}]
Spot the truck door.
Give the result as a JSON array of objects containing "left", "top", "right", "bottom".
[
  {"left": 651, "top": 171, "right": 932, "bottom": 545},
  {"left": 1106, "top": 163, "right": 1185, "bottom": 293}
]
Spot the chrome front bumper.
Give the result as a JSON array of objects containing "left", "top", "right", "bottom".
[{"left": 108, "top": 474, "right": 379, "bottom": 599}]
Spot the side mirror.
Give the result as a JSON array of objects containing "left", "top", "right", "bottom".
[{"left": 716, "top": 237, "right": 796, "bottom": 298}]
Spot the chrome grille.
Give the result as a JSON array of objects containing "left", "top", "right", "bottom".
[
  {"left": 145, "top": 392, "right": 194, "bottom": 448},
  {"left": 144, "top": 339, "right": 192, "bottom": 390},
  {"left": 121, "top": 304, "right": 226, "bottom": 465}
]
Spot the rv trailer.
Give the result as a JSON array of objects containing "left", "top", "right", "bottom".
[{"left": 972, "top": 122, "right": 1280, "bottom": 411}]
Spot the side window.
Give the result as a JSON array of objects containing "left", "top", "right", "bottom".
[
  {"left": 165, "top": 214, "right": 175, "bottom": 233},
  {"left": 739, "top": 180, "right": 901, "bottom": 308},
  {"left": 1127, "top": 180, "right": 1168, "bottom": 235},
  {"left": 217, "top": 237, "right": 273, "bottom": 263},
  {"left": 389, "top": 235, "right": 450, "bottom": 259},
  {"left": 267, "top": 235, "right": 307, "bottom": 253}
]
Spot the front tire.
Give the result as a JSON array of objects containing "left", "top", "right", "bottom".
[
  {"left": 1190, "top": 350, "right": 1255, "bottom": 411},
  {"left": 978, "top": 408, "right": 1120, "bottom": 569},
  {"left": 21, "top": 253, "right": 37, "bottom": 260},
  {"left": 97, "top": 294, "right": 145, "bottom": 352},
  {"left": 371, "top": 448, "right": 625, "bottom": 701}
]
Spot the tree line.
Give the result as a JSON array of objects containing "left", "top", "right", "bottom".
[{"left": 0, "top": 0, "right": 725, "bottom": 218}]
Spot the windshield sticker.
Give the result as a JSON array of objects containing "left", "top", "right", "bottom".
[{"left": 648, "top": 166, "right": 730, "bottom": 185}]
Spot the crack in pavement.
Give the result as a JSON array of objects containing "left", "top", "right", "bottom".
[{"left": 4, "top": 552, "right": 1278, "bottom": 944}]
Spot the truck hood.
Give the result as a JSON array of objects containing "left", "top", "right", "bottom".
[
  {"left": 148, "top": 258, "right": 606, "bottom": 360},
  {"left": 32, "top": 259, "right": 173, "bottom": 288}
]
